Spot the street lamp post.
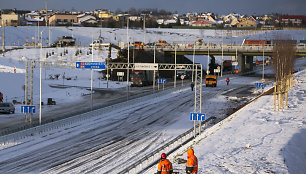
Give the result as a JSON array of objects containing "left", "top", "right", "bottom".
[
  {"left": 39, "top": 28, "right": 53, "bottom": 125},
  {"left": 126, "top": 17, "right": 130, "bottom": 99}
]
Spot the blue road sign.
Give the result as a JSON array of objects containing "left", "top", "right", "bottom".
[
  {"left": 255, "top": 83, "right": 264, "bottom": 89},
  {"left": 76, "top": 62, "right": 106, "bottom": 69},
  {"left": 190, "top": 113, "right": 205, "bottom": 121},
  {"left": 21, "top": 105, "right": 36, "bottom": 114},
  {"left": 157, "top": 79, "right": 166, "bottom": 84}
]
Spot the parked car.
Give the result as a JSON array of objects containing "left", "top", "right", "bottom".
[{"left": 0, "top": 102, "right": 15, "bottom": 114}]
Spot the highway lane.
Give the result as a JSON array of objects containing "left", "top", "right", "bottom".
[{"left": 0, "top": 75, "right": 262, "bottom": 173}]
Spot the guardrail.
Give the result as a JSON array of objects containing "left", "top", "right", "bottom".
[
  {"left": 0, "top": 85, "right": 188, "bottom": 145},
  {"left": 140, "top": 44, "right": 306, "bottom": 55}
]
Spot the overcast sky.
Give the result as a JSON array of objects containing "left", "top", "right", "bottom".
[{"left": 1, "top": 0, "right": 306, "bottom": 15}]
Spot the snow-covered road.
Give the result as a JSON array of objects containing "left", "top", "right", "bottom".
[{"left": 0, "top": 74, "right": 262, "bottom": 173}]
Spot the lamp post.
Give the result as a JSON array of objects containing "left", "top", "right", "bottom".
[
  {"left": 39, "top": 28, "right": 53, "bottom": 125},
  {"left": 126, "top": 17, "right": 130, "bottom": 99}
]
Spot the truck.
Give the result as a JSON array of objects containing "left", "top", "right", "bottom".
[
  {"left": 222, "top": 60, "right": 233, "bottom": 71},
  {"left": 130, "top": 70, "right": 154, "bottom": 87},
  {"left": 205, "top": 75, "right": 217, "bottom": 87},
  {"left": 89, "top": 39, "right": 110, "bottom": 48},
  {"left": 156, "top": 40, "right": 168, "bottom": 46}
]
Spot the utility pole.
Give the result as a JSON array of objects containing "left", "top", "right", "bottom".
[
  {"left": 2, "top": 16, "right": 5, "bottom": 56},
  {"left": 45, "top": 0, "right": 51, "bottom": 47},
  {"left": 174, "top": 45, "right": 177, "bottom": 88},
  {"left": 221, "top": 45, "right": 223, "bottom": 77},
  {"left": 153, "top": 45, "right": 156, "bottom": 91},
  {"left": 127, "top": 17, "right": 130, "bottom": 99},
  {"left": 91, "top": 34, "right": 94, "bottom": 111},
  {"left": 143, "top": 15, "right": 146, "bottom": 43},
  {"left": 192, "top": 43, "right": 195, "bottom": 82}
]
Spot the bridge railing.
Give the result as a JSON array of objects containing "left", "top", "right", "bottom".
[{"left": 142, "top": 43, "right": 306, "bottom": 53}]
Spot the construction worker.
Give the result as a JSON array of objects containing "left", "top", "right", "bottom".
[
  {"left": 186, "top": 148, "right": 198, "bottom": 174},
  {"left": 0, "top": 92, "right": 3, "bottom": 103},
  {"left": 226, "top": 77, "right": 230, "bottom": 85},
  {"left": 157, "top": 153, "right": 173, "bottom": 174},
  {"left": 191, "top": 82, "right": 194, "bottom": 91}
]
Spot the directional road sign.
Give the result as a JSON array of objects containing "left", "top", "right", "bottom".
[
  {"left": 134, "top": 63, "right": 158, "bottom": 70},
  {"left": 157, "top": 79, "right": 166, "bottom": 84},
  {"left": 190, "top": 113, "right": 205, "bottom": 121},
  {"left": 255, "top": 82, "right": 264, "bottom": 89},
  {"left": 21, "top": 105, "right": 36, "bottom": 114},
  {"left": 76, "top": 62, "right": 106, "bottom": 69}
]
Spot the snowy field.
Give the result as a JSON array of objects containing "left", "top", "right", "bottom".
[{"left": 0, "top": 27, "right": 305, "bottom": 173}]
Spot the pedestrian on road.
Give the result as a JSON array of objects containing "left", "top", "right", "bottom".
[
  {"left": 186, "top": 148, "right": 198, "bottom": 174},
  {"left": 226, "top": 77, "right": 230, "bottom": 86},
  {"left": 0, "top": 92, "right": 3, "bottom": 103},
  {"left": 191, "top": 82, "right": 194, "bottom": 91},
  {"left": 157, "top": 153, "right": 173, "bottom": 174}
]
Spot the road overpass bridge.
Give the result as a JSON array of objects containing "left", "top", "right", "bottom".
[{"left": 137, "top": 44, "right": 306, "bottom": 73}]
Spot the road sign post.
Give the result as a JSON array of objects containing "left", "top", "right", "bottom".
[
  {"left": 76, "top": 62, "right": 106, "bottom": 69},
  {"left": 157, "top": 79, "right": 166, "bottom": 90},
  {"left": 21, "top": 105, "right": 36, "bottom": 114},
  {"left": 255, "top": 82, "right": 264, "bottom": 90},
  {"left": 190, "top": 113, "right": 205, "bottom": 121},
  {"left": 181, "top": 75, "right": 184, "bottom": 86}
]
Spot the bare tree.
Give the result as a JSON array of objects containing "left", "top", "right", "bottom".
[{"left": 272, "top": 36, "right": 296, "bottom": 111}]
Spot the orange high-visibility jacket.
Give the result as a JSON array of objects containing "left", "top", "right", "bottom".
[
  {"left": 157, "top": 158, "right": 173, "bottom": 174},
  {"left": 186, "top": 148, "right": 198, "bottom": 173}
]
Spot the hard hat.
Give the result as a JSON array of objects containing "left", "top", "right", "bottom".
[{"left": 161, "top": 153, "right": 167, "bottom": 158}]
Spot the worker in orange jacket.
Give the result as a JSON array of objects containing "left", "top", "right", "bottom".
[
  {"left": 186, "top": 148, "right": 198, "bottom": 174},
  {"left": 157, "top": 153, "right": 173, "bottom": 174},
  {"left": 226, "top": 77, "right": 230, "bottom": 85}
]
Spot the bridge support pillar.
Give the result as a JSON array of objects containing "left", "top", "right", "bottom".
[
  {"left": 245, "top": 56, "right": 253, "bottom": 71},
  {"left": 238, "top": 54, "right": 246, "bottom": 73}
]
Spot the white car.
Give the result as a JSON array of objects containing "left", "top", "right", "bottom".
[{"left": 0, "top": 103, "right": 15, "bottom": 114}]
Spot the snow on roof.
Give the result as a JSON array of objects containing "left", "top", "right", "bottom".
[{"left": 25, "top": 17, "right": 44, "bottom": 22}]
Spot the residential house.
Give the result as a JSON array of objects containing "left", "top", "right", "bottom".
[
  {"left": 237, "top": 20, "right": 257, "bottom": 28},
  {"left": 281, "top": 15, "right": 306, "bottom": 26},
  {"left": 191, "top": 19, "right": 215, "bottom": 27},
  {"left": 156, "top": 19, "right": 164, "bottom": 25},
  {"left": 1, "top": 11, "right": 21, "bottom": 26},
  {"left": 249, "top": 16, "right": 256, "bottom": 21},
  {"left": 230, "top": 17, "right": 239, "bottom": 27},
  {"left": 207, "top": 15, "right": 216, "bottom": 23},
  {"left": 49, "top": 13, "right": 78, "bottom": 26},
  {"left": 97, "top": 10, "right": 117, "bottom": 21},
  {"left": 77, "top": 14, "right": 97, "bottom": 26},
  {"left": 129, "top": 16, "right": 141, "bottom": 21},
  {"left": 24, "top": 16, "right": 45, "bottom": 26},
  {"left": 164, "top": 19, "right": 177, "bottom": 25}
]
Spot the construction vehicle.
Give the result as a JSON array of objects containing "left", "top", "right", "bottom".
[
  {"left": 205, "top": 75, "right": 217, "bottom": 87},
  {"left": 157, "top": 40, "right": 168, "bottom": 46},
  {"left": 52, "top": 36, "right": 76, "bottom": 47},
  {"left": 130, "top": 70, "right": 154, "bottom": 87},
  {"left": 194, "top": 38, "right": 203, "bottom": 45},
  {"left": 131, "top": 41, "right": 145, "bottom": 49}
]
